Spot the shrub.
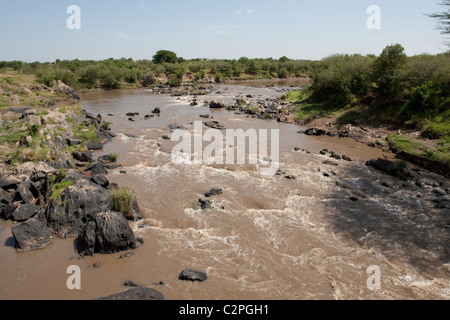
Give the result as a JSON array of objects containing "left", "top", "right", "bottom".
[
  {"left": 110, "top": 187, "right": 135, "bottom": 215},
  {"left": 108, "top": 153, "right": 118, "bottom": 162},
  {"left": 101, "top": 122, "right": 111, "bottom": 131}
]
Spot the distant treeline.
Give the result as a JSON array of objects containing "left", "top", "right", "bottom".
[{"left": 0, "top": 52, "right": 315, "bottom": 90}]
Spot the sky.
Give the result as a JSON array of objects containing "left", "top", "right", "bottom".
[{"left": 0, "top": 0, "right": 447, "bottom": 62}]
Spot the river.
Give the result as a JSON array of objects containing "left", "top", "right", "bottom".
[{"left": 0, "top": 82, "right": 448, "bottom": 300}]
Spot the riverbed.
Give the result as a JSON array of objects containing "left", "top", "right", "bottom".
[{"left": 0, "top": 82, "right": 448, "bottom": 300}]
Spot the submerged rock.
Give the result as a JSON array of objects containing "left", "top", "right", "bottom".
[
  {"left": 205, "top": 188, "right": 223, "bottom": 198},
  {"left": 97, "top": 287, "right": 164, "bottom": 300}
]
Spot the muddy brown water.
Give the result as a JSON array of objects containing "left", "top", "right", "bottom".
[{"left": 0, "top": 83, "right": 449, "bottom": 300}]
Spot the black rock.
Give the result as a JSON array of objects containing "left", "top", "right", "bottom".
[
  {"left": 17, "top": 180, "right": 40, "bottom": 204},
  {"left": 285, "top": 175, "right": 296, "bottom": 180},
  {"left": 85, "top": 163, "right": 108, "bottom": 176},
  {"left": 126, "top": 112, "right": 139, "bottom": 117},
  {"left": 11, "top": 219, "right": 53, "bottom": 252},
  {"left": 330, "top": 152, "right": 342, "bottom": 160},
  {"left": 0, "top": 176, "right": 22, "bottom": 190},
  {"left": 152, "top": 108, "right": 161, "bottom": 114},
  {"left": 179, "top": 269, "right": 208, "bottom": 282},
  {"left": 46, "top": 180, "right": 113, "bottom": 238},
  {"left": 199, "top": 199, "right": 213, "bottom": 210},
  {"left": 0, "top": 203, "right": 17, "bottom": 220},
  {"left": 342, "top": 155, "right": 353, "bottom": 162},
  {"left": 205, "top": 188, "right": 223, "bottom": 198},
  {"left": 123, "top": 280, "right": 141, "bottom": 288},
  {"left": 128, "top": 118, "right": 135, "bottom": 122},
  {"left": 97, "top": 287, "right": 164, "bottom": 300},
  {"left": 209, "top": 101, "right": 225, "bottom": 109},
  {"left": 167, "top": 124, "right": 187, "bottom": 132},
  {"left": 11, "top": 204, "right": 40, "bottom": 222},
  {"left": 322, "top": 160, "right": 339, "bottom": 166},
  {"left": 161, "top": 135, "right": 170, "bottom": 140},
  {"left": 323, "top": 173, "right": 330, "bottom": 177},
  {"left": 199, "top": 114, "right": 210, "bottom": 119},
  {"left": 350, "top": 197, "right": 358, "bottom": 201},
  {"left": 98, "top": 155, "right": 116, "bottom": 164},
  {"left": 91, "top": 175, "right": 109, "bottom": 188},
  {"left": 294, "top": 147, "right": 301, "bottom": 152},
  {"left": 73, "top": 150, "right": 93, "bottom": 163},
  {"left": 77, "top": 211, "right": 136, "bottom": 255},
  {"left": 66, "top": 138, "right": 82, "bottom": 147},
  {"left": 87, "top": 142, "right": 104, "bottom": 151}
]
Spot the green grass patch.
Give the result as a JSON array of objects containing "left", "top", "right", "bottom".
[
  {"left": 50, "top": 180, "right": 75, "bottom": 201},
  {"left": 101, "top": 122, "right": 111, "bottom": 131},
  {"left": 387, "top": 135, "right": 422, "bottom": 153},
  {"left": 293, "top": 103, "right": 329, "bottom": 123},
  {"left": 108, "top": 153, "right": 118, "bottom": 162},
  {"left": 109, "top": 187, "right": 135, "bottom": 214}
]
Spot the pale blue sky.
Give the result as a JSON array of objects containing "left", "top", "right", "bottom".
[{"left": 0, "top": 0, "right": 447, "bottom": 62}]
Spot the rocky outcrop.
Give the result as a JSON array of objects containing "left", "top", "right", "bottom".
[
  {"left": 77, "top": 211, "right": 136, "bottom": 256},
  {"left": 97, "top": 287, "right": 164, "bottom": 300},
  {"left": 45, "top": 180, "right": 113, "bottom": 238},
  {"left": 52, "top": 80, "right": 80, "bottom": 100},
  {"left": 11, "top": 219, "right": 53, "bottom": 252}
]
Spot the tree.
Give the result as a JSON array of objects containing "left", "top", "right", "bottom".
[
  {"left": 372, "top": 44, "right": 408, "bottom": 103},
  {"left": 152, "top": 50, "right": 178, "bottom": 64},
  {"left": 427, "top": 0, "right": 450, "bottom": 43}
]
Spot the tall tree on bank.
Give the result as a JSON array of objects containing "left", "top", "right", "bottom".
[
  {"left": 152, "top": 50, "right": 178, "bottom": 64},
  {"left": 427, "top": 1, "right": 450, "bottom": 45}
]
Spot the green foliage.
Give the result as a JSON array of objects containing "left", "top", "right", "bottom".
[
  {"left": 372, "top": 44, "right": 408, "bottom": 104},
  {"left": 108, "top": 153, "right": 118, "bottom": 162},
  {"left": 26, "top": 123, "right": 41, "bottom": 137},
  {"left": 153, "top": 50, "right": 178, "bottom": 64},
  {"left": 50, "top": 180, "right": 75, "bottom": 200},
  {"left": 101, "top": 122, "right": 111, "bottom": 131},
  {"left": 110, "top": 187, "right": 135, "bottom": 214}
]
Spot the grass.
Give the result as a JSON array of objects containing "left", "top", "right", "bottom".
[
  {"left": 108, "top": 153, "right": 118, "bottom": 162},
  {"left": 50, "top": 180, "right": 75, "bottom": 201},
  {"left": 109, "top": 187, "right": 135, "bottom": 215},
  {"left": 101, "top": 122, "right": 111, "bottom": 131},
  {"left": 388, "top": 134, "right": 450, "bottom": 166}
]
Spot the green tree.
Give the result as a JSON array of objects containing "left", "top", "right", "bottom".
[
  {"left": 152, "top": 50, "right": 178, "bottom": 64},
  {"left": 372, "top": 44, "right": 408, "bottom": 103}
]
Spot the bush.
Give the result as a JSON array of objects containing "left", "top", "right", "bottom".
[
  {"left": 108, "top": 153, "right": 118, "bottom": 162},
  {"left": 101, "top": 122, "right": 111, "bottom": 131},
  {"left": 110, "top": 187, "right": 135, "bottom": 215}
]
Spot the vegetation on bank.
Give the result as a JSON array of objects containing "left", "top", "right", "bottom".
[
  {"left": 284, "top": 44, "right": 450, "bottom": 167},
  {"left": 0, "top": 51, "right": 314, "bottom": 91}
]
